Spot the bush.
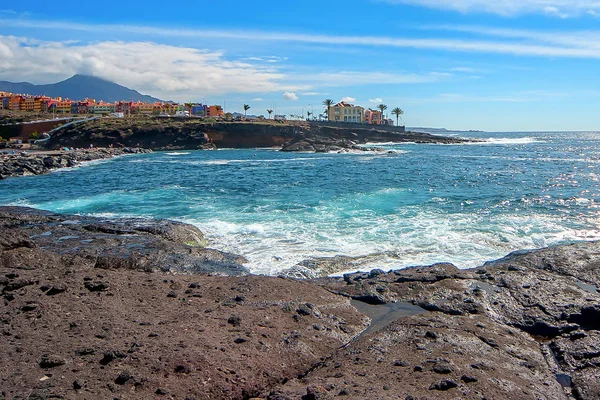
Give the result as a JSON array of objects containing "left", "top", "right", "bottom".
[{"left": 29, "top": 131, "right": 41, "bottom": 140}]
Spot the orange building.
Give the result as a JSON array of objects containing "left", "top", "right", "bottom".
[
  {"left": 56, "top": 99, "right": 74, "bottom": 114},
  {"left": 364, "top": 109, "right": 383, "bottom": 125},
  {"left": 23, "top": 97, "right": 36, "bottom": 111},
  {"left": 9, "top": 95, "right": 25, "bottom": 111},
  {"left": 207, "top": 105, "right": 224, "bottom": 117}
]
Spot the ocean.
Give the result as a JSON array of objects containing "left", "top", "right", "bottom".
[{"left": 2, "top": 130, "right": 600, "bottom": 276}]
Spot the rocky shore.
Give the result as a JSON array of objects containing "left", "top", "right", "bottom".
[
  {"left": 281, "top": 136, "right": 387, "bottom": 153},
  {"left": 44, "top": 119, "right": 468, "bottom": 151},
  {"left": 0, "top": 148, "right": 151, "bottom": 180},
  {"left": 1, "top": 207, "right": 599, "bottom": 399}
]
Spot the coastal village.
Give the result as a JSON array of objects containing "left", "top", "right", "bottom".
[{"left": 0, "top": 90, "right": 401, "bottom": 126}]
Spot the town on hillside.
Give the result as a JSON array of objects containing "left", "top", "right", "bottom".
[{"left": 0, "top": 91, "right": 404, "bottom": 127}]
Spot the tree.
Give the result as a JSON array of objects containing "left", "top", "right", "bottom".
[
  {"left": 378, "top": 104, "right": 388, "bottom": 124},
  {"left": 307, "top": 111, "right": 312, "bottom": 120},
  {"left": 323, "top": 99, "right": 334, "bottom": 120},
  {"left": 391, "top": 107, "right": 404, "bottom": 126},
  {"left": 243, "top": 104, "right": 250, "bottom": 116},
  {"left": 267, "top": 109, "right": 273, "bottom": 119}
]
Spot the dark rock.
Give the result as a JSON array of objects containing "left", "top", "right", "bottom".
[
  {"left": 155, "top": 388, "right": 169, "bottom": 395},
  {"left": 393, "top": 360, "right": 409, "bottom": 367},
  {"left": 84, "top": 281, "right": 109, "bottom": 292},
  {"left": 21, "top": 304, "right": 38, "bottom": 312},
  {"left": 73, "top": 380, "right": 83, "bottom": 390},
  {"left": 38, "top": 355, "right": 66, "bottom": 368},
  {"left": 100, "top": 350, "right": 126, "bottom": 366},
  {"left": 228, "top": 315, "right": 241, "bottom": 326},
  {"left": 75, "top": 348, "right": 95, "bottom": 356},
  {"left": 429, "top": 380, "right": 458, "bottom": 391},
  {"left": 114, "top": 371, "right": 132, "bottom": 385},
  {"left": 433, "top": 363, "right": 453, "bottom": 374},
  {"left": 167, "top": 291, "right": 177, "bottom": 298},
  {"left": 234, "top": 337, "right": 247, "bottom": 344},
  {"left": 45, "top": 285, "right": 67, "bottom": 296},
  {"left": 461, "top": 375, "right": 478, "bottom": 383},
  {"left": 174, "top": 364, "right": 191, "bottom": 374}
]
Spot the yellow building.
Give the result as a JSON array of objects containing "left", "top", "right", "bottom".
[
  {"left": 162, "top": 103, "right": 177, "bottom": 114},
  {"left": 23, "top": 97, "right": 36, "bottom": 111},
  {"left": 137, "top": 102, "right": 154, "bottom": 115},
  {"left": 328, "top": 101, "right": 364, "bottom": 123},
  {"left": 56, "top": 100, "right": 74, "bottom": 114}
]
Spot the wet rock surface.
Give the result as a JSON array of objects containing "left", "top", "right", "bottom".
[
  {"left": 281, "top": 136, "right": 387, "bottom": 153},
  {"left": 1, "top": 207, "right": 600, "bottom": 399},
  {"left": 0, "top": 206, "right": 247, "bottom": 275},
  {"left": 0, "top": 148, "right": 151, "bottom": 179}
]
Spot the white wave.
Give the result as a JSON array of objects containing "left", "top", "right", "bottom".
[
  {"left": 165, "top": 152, "right": 191, "bottom": 156},
  {"left": 468, "top": 137, "right": 544, "bottom": 145},
  {"left": 180, "top": 207, "right": 600, "bottom": 276}
]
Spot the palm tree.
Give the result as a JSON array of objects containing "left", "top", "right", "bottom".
[
  {"left": 267, "top": 109, "right": 273, "bottom": 119},
  {"left": 323, "top": 99, "right": 334, "bottom": 120},
  {"left": 307, "top": 111, "right": 312, "bottom": 120},
  {"left": 243, "top": 104, "right": 250, "bottom": 116},
  {"left": 377, "top": 104, "right": 388, "bottom": 124},
  {"left": 391, "top": 107, "right": 404, "bottom": 126}
]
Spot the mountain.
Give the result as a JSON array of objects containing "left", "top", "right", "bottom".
[{"left": 0, "top": 74, "right": 163, "bottom": 103}]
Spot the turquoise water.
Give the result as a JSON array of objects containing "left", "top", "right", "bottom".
[{"left": 2, "top": 131, "right": 600, "bottom": 275}]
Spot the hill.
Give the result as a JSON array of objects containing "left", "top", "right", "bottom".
[{"left": 0, "top": 74, "right": 162, "bottom": 103}]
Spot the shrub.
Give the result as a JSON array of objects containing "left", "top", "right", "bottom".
[{"left": 29, "top": 131, "right": 41, "bottom": 140}]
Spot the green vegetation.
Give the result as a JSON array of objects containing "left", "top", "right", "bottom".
[
  {"left": 323, "top": 99, "right": 334, "bottom": 117},
  {"left": 243, "top": 104, "right": 250, "bottom": 116},
  {"left": 378, "top": 104, "right": 388, "bottom": 120},
  {"left": 29, "top": 131, "right": 41, "bottom": 140},
  {"left": 392, "top": 107, "right": 404, "bottom": 126},
  {"left": 267, "top": 109, "right": 273, "bottom": 119}
]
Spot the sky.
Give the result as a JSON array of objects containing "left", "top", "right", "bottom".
[{"left": 1, "top": 1, "right": 600, "bottom": 131}]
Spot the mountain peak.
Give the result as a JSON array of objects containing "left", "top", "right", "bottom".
[{"left": 0, "top": 75, "right": 162, "bottom": 103}]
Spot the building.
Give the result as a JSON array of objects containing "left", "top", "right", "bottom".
[
  {"left": 364, "top": 109, "right": 383, "bottom": 125},
  {"left": 133, "top": 102, "right": 154, "bottom": 115},
  {"left": 56, "top": 99, "right": 74, "bottom": 114},
  {"left": 9, "top": 95, "right": 25, "bottom": 111},
  {"left": 77, "top": 99, "right": 95, "bottom": 114},
  {"left": 1, "top": 96, "right": 10, "bottom": 110},
  {"left": 116, "top": 101, "right": 133, "bottom": 116},
  {"left": 328, "top": 101, "right": 364, "bottom": 123},
  {"left": 23, "top": 97, "right": 36, "bottom": 112},
  {"left": 207, "top": 105, "right": 224, "bottom": 117},
  {"left": 41, "top": 98, "right": 58, "bottom": 113},
  {"left": 89, "top": 101, "right": 115, "bottom": 115},
  {"left": 191, "top": 104, "right": 207, "bottom": 116}
]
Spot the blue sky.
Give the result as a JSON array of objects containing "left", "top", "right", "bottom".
[{"left": 1, "top": 0, "right": 600, "bottom": 131}]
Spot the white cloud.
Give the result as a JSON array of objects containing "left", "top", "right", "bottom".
[
  {"left": 0, "top": 36, "right": 305, "bottom": 102},
  {"left": 341, "top": 96, "right": 356, "bottom": 103},
  {"left": 301, "top": 92, "right": 329, "bottom": 96},
  {"left": 283, "top": 92, "right": 298, "bottom": 101},
  {"left": 252, "top": 97, "right": 264, "bottom": 101},
  {"left": 379, "top": 0, "right": 600, "bottom": 17},
  {"left": 369, "top": 98, "right": 383, "bottom": 103},
  {"left": 5, "top": 17, "right": 600, "bottom": 59}
]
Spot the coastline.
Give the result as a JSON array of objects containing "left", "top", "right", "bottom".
[
  {"left": 1, "top": 206, "right": 598, "bottom": 399},
  {"left": 0, "top": 147, "right": 151, "bottom": 180}
]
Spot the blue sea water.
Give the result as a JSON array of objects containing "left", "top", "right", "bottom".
[{"left": 2, "top": 131, "right": 600, "bottom": 275}]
